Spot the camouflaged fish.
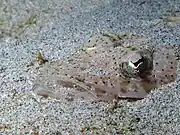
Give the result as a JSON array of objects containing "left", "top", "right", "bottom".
[{"left": 31, "top": 33, "right": 179, "bottom": 101}]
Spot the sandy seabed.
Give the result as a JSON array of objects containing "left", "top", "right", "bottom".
[{"left": 0, "top": 0, "right": 180, "bottom": 134}]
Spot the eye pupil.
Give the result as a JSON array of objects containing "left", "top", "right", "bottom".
[{"left": 133, "top": 58, "right": 143, "bottom": 67}]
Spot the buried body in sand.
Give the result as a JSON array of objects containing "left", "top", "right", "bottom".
[{"left": 29, "top": 33, "right": 179, "bottom": 102}]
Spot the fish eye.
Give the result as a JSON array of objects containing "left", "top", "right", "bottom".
[{"left": 132, "top": 58, "right": 144, "bottom": 67}]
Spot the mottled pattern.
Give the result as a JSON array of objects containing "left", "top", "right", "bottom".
[{"left": 33, "top": 34, "right": 179, "bottom": 101}]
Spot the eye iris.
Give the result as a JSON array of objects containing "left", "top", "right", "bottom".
[{"left": 129, "top": 61, "right": 136, "bottom": 68}]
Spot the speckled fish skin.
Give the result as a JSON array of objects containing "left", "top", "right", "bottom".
[{"left": 34, "top": 34, "right": 179, "bottom": 101}]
